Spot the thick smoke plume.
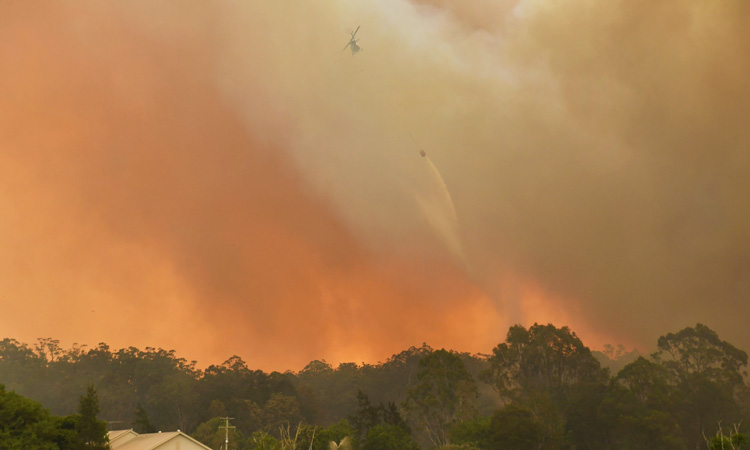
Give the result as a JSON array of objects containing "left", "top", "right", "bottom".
[{"left": 1, "top": 0, "right": 748, "bottom": 369}]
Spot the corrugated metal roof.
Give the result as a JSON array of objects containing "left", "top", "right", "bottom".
[
  {"left": 108, "top": 430, "right": 213, "bottom": 450},
  {"left": 108, "top": 429, "right": 137, "bottom": 443}
]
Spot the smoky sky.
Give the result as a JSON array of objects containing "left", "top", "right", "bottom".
[{"left": 1, "top": 0, "right": 749, "bottom": 370}]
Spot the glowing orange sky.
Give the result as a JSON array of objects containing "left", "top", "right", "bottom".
[{"left": 1, "top": 1, "right": 748, "bottom": 371}]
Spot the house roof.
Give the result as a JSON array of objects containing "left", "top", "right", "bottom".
[
  {"left": 108, "top": 430, "right": 213, "bottom": 450},
  {"left": 108, "top": 429, "right": 138, "bottom": 443}
]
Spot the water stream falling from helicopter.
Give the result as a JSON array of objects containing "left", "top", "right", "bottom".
[{"left": 409, "top": 132, "right": 466, "bottom": 266}]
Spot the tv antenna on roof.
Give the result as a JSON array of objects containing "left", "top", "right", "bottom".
[{"left": 219, "top": 417, "right": 235, "bottom": 450}]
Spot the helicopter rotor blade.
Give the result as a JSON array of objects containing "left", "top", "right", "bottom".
[
  {"left": 343, "top": 41, "right": 352, "bottom": 51},
  {"left": 352, "top": 25, "right": 360, "bottom": 38}
]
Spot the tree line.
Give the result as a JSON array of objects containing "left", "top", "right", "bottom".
[{"left": 0, "top": 323, "right": 748, "bottom": 449}]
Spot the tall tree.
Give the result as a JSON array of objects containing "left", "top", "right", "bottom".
[
  {"left": 481, "top": 323, "right": 608, "bottom": 448},
  {"left": 75, "top": 384, "right": 108, "bottom": 450},
  {"left": 599, "top": 357, "right": 683, "bottom": 449},
  {"left": 481, "top": 323, "right": 607, "bottom": 403},
  {"left": 654, "top": 324, "right": 749, "bottom": 448},
  {"left": 655, "top": 323, "right": 748, "bottom": 389},
  {"left": 132, "top": 403, "right": 156, "bottom": 433},
  {"left": 403, "top": 349, "right": 478, "bottom": 448},
  {"left": 349, "top": 390, "right": 379, "bottom": 444}
]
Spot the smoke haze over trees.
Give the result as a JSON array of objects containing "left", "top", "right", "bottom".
[{"left": 1, "top": 323, "right": 749, "bottom": 449}]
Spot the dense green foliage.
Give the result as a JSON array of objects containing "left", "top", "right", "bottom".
[
  {"left": 0, "top": 384, "right": 70, "bottom": 450},
  {"left": 0, "top": 383, "right": 108, "bottom": 450},
  {"left": 0, "top": 323, "right": 748, "bottom": 449}
]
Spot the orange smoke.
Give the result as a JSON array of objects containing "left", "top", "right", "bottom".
[
  {"left": 3, "top": 0, "right": 749, "bottom": 372},
  {"left": 0, "top": 2, "right": 509, "bottom": 370}
]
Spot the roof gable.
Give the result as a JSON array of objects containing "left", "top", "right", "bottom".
[
  {"left": 108, "top": 429, "right": 139, "bottom": 447},
  {"left": 108, "top": 430, "right": 212, "bottom": 450}
]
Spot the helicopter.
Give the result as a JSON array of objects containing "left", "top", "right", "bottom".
[{"left": 343, "top": 26, "right": 361, "bottom": 55}]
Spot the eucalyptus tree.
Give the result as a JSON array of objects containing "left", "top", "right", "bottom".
[
  {"left": 653, "top": 324, "right": 749, "bottom": 448},
  {"left": 600, "top": 357, "right": 684, "bottom": 449},
  {"left": 481, "top": 323, "right": 608, "bottom": 448},
  {"left": 482, "top": 323, "right": 607, "bottom": 403},
  {"left": 403, "top": 349, "right": 478, "bottom": 448}
]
